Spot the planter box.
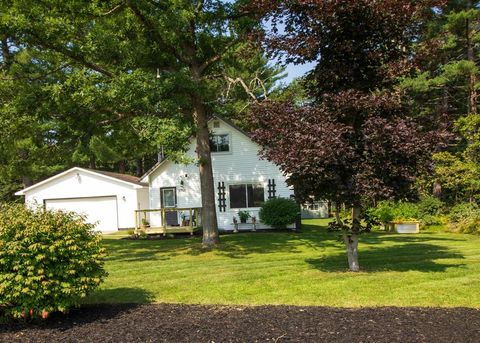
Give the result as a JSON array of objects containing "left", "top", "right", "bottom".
[{"left": 391, "top": 221, "right": 420, "bottom": 234}]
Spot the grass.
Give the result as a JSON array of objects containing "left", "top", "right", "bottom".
[{"left": 85, "top": 219, "right": 480, "bottom": 307}]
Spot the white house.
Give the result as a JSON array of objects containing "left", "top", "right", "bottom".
[
  {"left": 15, "top": 167, "right": 149, "bottom": 232},
  {"left": 139, "top": 116, "right": 295, "bottom": 231}
]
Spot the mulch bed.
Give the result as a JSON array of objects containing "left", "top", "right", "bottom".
[{"left": 1, "top": 304, "right": 479, "bottom": 343}]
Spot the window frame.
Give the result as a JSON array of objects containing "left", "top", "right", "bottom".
[
  {"left": 228, "top": 182, "right": 265, "bottom": 209},
  {"left": 209, "top": 133, "right": 232, "bottom": 154}
]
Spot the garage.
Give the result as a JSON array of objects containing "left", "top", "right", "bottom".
[
  {"left": 15, "top": 167, "right": 149, "bottom": 233},
  {"left": 45, "top": 196, "right": 119, "bottom": 232}
]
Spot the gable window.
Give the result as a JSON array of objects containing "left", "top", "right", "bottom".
[
  {"left": 229, "top": 183, "right": 265, "bottom": 209},
  {"left": 210, "top": 134, "right": 230, "bottom": 152}
]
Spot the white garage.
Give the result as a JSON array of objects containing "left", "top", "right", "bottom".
[{"left": 15, "top": 167, "right": 149, "bottom": 232}]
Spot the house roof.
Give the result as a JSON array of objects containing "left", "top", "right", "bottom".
[
  {"left": 140, "top": 115, "right": 252, "bottom": 182},
  {"left": 83, "top": 169, "right": 147, "bottom": 187},
  {"left": 15, "top": 167, "right": 148, "bottom": 196}
]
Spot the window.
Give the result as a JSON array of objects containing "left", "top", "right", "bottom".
[
  {"left": 229, "top": 184, "right": 265, "bottom": 209},
  {"left": 210, "top": 134, "right": 230, "bottom": 152}
]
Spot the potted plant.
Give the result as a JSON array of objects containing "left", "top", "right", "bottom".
[
  {"left": 141, "top": 218, "right": 150, "bottom": 229},
  {"left": 238, "top": 210, "right": 250, "bottom": 224},
  {"left": 180, "top": 212, "right": 189, "bottom": 226}
]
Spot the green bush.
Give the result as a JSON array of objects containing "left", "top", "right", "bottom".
[
  {"left": 259, "top": 198, "right": 299, "bottom": 228},
  {"left": 418, "top": 196, "right": 444, "bottom": 217},
  {"left": 369, "top": 201, "right": 419, "bottom": 223},
  {"left": 449, "top": 202, "right": 479, "bottom": 223},
  {"left": 392, "top": 202, "right": 419, "bottom": 221},
  {"left": 451, "top": 213, "right": 480, "bottom": 234},
  {"left": 0, "top": 203, "right": 107, "bottom": 319},
  {"left": 368, "top": 201, "right": 395, "bottom": 225}
]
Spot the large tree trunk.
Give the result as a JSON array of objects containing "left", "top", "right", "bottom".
[
  {"left": 191, "top": 94, "right": 219, "bottom": 246},
  {"left": 344, "top": 206, "right": 361, "bottom": 272}
]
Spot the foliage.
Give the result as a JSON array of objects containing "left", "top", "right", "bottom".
[
  {"left": 0, "top": 203, "right": 107, "bottom": 319},
  {"left": 237, "top": 210, "right": 251, "bottom": 223},
  {"left": 450, "top": 212, "right": 480, "bottom": 234},
  {"left": 430, "top": 151, "right": 480, "bottom": 204},
  {"left": 417, "top": 196, "right": 445, "bottom": 225},
  {"left": 251, "top": 93, "right": 443, "bottom": 209},
  {"left": 449, "top": 202, "right": 480, "bottom": 223},
  {"left": 367, "top": 201, "right": 396, "bottom": 225},
  {"left": 370, "top": 201, "right": 420, "bottom": 223},
  {"left": 418, "top": 196, "right": 444, "bottom": 217},
  {"left": 259, "top": 198, "right": 299, "bottom": 228}
]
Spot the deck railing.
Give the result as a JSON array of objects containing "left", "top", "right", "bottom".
[{"left": 134, "top": 207, "right": 202, "bottom": 235}]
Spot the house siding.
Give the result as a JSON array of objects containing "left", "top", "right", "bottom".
[
  {"left": 23, "top": 169, "right": 146, "bottom": 230},
  {"left": 147, "top": 118, "right": 294, "bottom": 230}
]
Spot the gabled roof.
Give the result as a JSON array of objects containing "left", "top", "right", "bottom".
[
  {"left": 140, "top": 115, "right": 252, "bottom": 182},
  {"left": 15, "top": 167, "right": 147, "bottom": 196}
]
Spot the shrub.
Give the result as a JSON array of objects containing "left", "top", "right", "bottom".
[
  {"left": 418, "top": 196, "right": 444, "bottom": 217},
  {"left": 259, "top": 198, "right": 299, "bottom": 228},
  {"left": 449, "top": 202, "right": 479, "bottom": 223},
  {"left": 450, "top": 214, "right": 480, "bottom": 234},
  {"left": 368, "top": 201, "right": 395, "bottom": 226},
  {"left": 0, "top": 203, "right": 107, "bottom": 319},
  {"left": 392, "top": 202, "right": 419, "bottom": 221}
]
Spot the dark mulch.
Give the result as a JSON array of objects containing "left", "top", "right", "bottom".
[{"left": 1, "top": 304, "right": 479, "bottom": 343}]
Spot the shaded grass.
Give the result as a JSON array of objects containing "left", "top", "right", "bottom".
[{"left": 86, "top": 219, "right": 480, "bottom": 307}]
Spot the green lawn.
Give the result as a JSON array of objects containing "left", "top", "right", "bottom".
[{"left": 86, "top": 219, "right": 480, "bottom": 307}]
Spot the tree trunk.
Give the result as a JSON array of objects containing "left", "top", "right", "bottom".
[
  {"left": 136, "top": 159, "right": 143, "bottom": 177},
  {"left": 22, "top": 176, "right": 33, "bottom": 188},
  {"left": 433, "top": 181, "right": 442, "bottom": 198},
  {"left": 343, "top": 233, "right": 360, "bottom": 272},
  {"left": 118, "top": 160, "right": 126, "bottom": 174},
  {"left": 467, "top": 1, "right": 477, "bottom": 115},
  {"left": 191, "top": 94, "right": 219, "bottom": 246},
  {"left": 89, "top": 156, "right": 96, "bottom": 169},
  {"left": 344, "top": 206, "right": 362, "bottom": 272},
  {"left": 334, "top": 202, "right": 342, "bottom": 225}
]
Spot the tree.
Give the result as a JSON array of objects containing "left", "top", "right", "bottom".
[
  {"left": 2, "top": 0, "right": 262, "bottom": 246},
  {"left": 401, "top": 1, "right": 480, "bottom": 202},
  {"left": 249, "top": 0, "right": 445, "bottom": 271}
]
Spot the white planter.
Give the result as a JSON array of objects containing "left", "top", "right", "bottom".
[{"left": 392, "top": 221, "right": 420, "bottom": 234}]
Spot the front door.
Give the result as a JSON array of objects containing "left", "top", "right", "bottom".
[{"left": 161, "top": 188, "right": 178, "bottom": 226}]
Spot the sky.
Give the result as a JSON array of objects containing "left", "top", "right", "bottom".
[{"left": 282, "top": 61, "right": 316, "bottom": 84}]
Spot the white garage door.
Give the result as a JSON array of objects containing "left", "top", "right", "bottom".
[{"left": 45, "top": 196, "right": 118, "bottom": 232}]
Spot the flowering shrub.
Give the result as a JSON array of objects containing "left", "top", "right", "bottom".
[{"left": 0, "top": 203, "right": 107, "bottom": 319}]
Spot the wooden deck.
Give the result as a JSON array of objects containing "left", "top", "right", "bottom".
[
  {"left": 134, "top": 207, "right": 201, "bottom": 236},
  {"left": 138, "top": 225, "right": 201, "bottom": 235}
]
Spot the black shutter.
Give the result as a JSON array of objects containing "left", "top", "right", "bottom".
[
  {"left": 217, "top": 182, "right": 226, "bottom": 212},
  {"left": 268, "top": 179, "right": 276, "bottom": 200}
]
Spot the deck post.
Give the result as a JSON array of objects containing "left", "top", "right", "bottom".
[
  {"left": 162, "top": 208, "right": 167, "bottom": 236},
  {"left": 189, "top": 208, "right": 193, "bottom": 235}
]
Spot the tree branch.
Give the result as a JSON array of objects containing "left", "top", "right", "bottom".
[
  {"left": 127, "top": 0, "right": 184, "bottom": 62},
  {"left": 0, "top": 36, "right": 13, "bottom": 71},
  {"left": 28, "top": 32, "right": 115, "bottom": 78},
  {"left": 102, "top": 2, "right": 126, "bottom": 16}
]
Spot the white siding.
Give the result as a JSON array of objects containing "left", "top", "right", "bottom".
[
  {"left": 23, "top": 169, "right": 145, "bottom": 230},
  {"left": 148, "top": 118, "right": 294, "bottom": 230}
]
